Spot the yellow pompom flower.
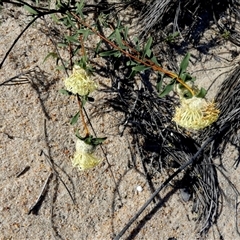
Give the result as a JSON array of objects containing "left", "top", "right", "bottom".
[
  {"left": 71, "top": 138, "right": 101, "bottom": 171},
  {"left": 172, "top": 96, "right": 219, "bottom": 130},
  {"left": 64, "top": 66, "right": 98, "bottom": 96}
]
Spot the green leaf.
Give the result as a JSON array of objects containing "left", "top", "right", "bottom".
[
  {"left": 43, "top": 52, "right": 58, "bottom": 63},
  {"left": 156, "top": 74, "right": 163, "bottom": 92},
  {"left": 55, "top": 65, "right": 66, "bottom": 71},
  {"left": 151, "top": 56, "right": 159, "bottom": 65},
  {"left": 116, "top": 18, "right": 121, "bottom": 28},
  {"left": 145, "top": 49, "right": 152, "bottom": 58},
  {"left": 95, "top": 40, "right": 102, "bottom": 53},
  {"left": 77, "top": 29, "right": 93, "bottom": 40},
  {"left": 182, "top": 90, "right": 193, "bottom": 99},
  {"left": 196, "top": 87, "right": 207, "bottom": 98},
  {"left": 60, "top": 15, "right": 75, "bottom": 29},
  {"left": 126, "top": 60, "right": 137, "bottom": 66},
  {"left": 75, "top": 130, "right": 84, "bottom": 140},
  {"left": 90, "top": 137, "right": 107, "bottom": 146},
  {"left": 59, "top": 89, "right": 71, "bottom": 95},
  {"left": 123, "top": 26, "right": 129, "bottom": 40},
  {"left": 75, "top": 134, "right": 107, "bottom": 146},
  {"left": 190, "top": 76, "right": 196, "bottom": 82},
  {"left": 51, "top": 13, "right": 59, "bottom": 23},
  {"left": 66, "top": 14, "right": 76, "bottom": 28},
  {"left": 99, "top": 50, "right": 121, "bottom": 57},
  {"left": 70, "top": 112, "right": 80, "bottom": 125},
  {"left": 65, "top": 35, "right": 79, "bottom": 44},
  {"left": 133, "top": 37, "right": 141, "bottom": 52},
  {"left": 57, "top": 42, "right": 68, "bottom": 48},
  {"left": 165, "top": 32, "right": 179, "bottom": 43},
  {"left": 180, "top": 73, "right": 194, "bottom": 82},
  {"left": 80, "top": 95, "right": 88, "bottom": 107},
  {"left": 76, "top": 0, "right": 85, "bottom": 19},
  {"left": 24, "top": 5, "right": 38, "bottom": 15},
  {"left": 179, "top": 72, "right": 187, "bottom": 82},
  {"left": 158, "top": 82, "right": 175, "bottom": 97},
  {"left": 114, "top": 29, "right": 124, "bottom": 48},
  {"left": 128, "top": 70, "right": 136, "bottom": 79},
  {"left": 78, "top": 56, "right": 87, "bottom": 69},
  {"left": 132, "top": 65, "right": 150, "bottom": 72},
  {"left": 143, "top": 37, "right": 152, "bottom": 58},
  {"left": 113, "top": 51, "right": 122, "bottom": 57},
  {"left": 179, "top": 52, "right": 190, "bottom": 76}
]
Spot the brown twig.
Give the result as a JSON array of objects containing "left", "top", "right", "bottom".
[{"left": 69, "top": 11, "right": 195, "bottom": 96}]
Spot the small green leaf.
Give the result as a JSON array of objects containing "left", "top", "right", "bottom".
[
  {"left": 156, "top": 74, "right": 163, "bottom": 92},
  {"left": 66, "top": 14, "right": 76, "bottom": 28},
  {"left": 70, "top": 112, "right": 80, "bottom": 125},
  {"left": 58, "top": 42, "right": 68, "bottom": 48},
  {"left": 179, "top": 72, "right": 196, "bottom": 84},
  {"left": 158, "top": 82, "right": 175, "bottom": 97},
  {"left": 179, "top": 72, "right": 186, "bottom": 81},
  {"left": 196, "top": 87, "right": 207, "bottom": 98},
  {"left": 123, "top": 26, "right": 129, "bottom": 40},
  {"left": 90, "top": 137, "right": 107, "bottom": 146},
  {"left": 59, "top": 89, "right": 71, "bottom": 95},
  {"left": 77, "top": 29, "right": 93, "bottom": 40},
  {"left": 99, "top": 50, "right": 121, "bottom": 57},
  {"left": 59, "top": 15, "right": 75, "bottom": 29},
  {"left": 191, "top": 76, "right": 196, "bottom": 82},
  {"left": 128, "top": 70, "right": 136, "bottom": 79},
  {"left": 115, "top": 29, "right": 124, "bottom": 48},
  {"left": 143, "top": 37, "right": 152, "bottom": 58},
  {"left": 75, "top": 130, "right": 85, "bottom": 141},
  {"left": 51, "top": 13, "right": 59, "bottom": 23},
  {"left": 126, "top": 60, "right": 137, "bottom": 66},
  {"left": 95, "top": 40, "right": 102, "bottom": 53},
  {"left": 76, "top": 0, "right": 85, "bottom": 19},
  {"left": 43, "top": 52, "right": 58, "bottom": 63},
  {"left": 133, "top": 37, "right": 141, "bottom": 52},
  {"left": 24, "top": 5, "right": 38, "bottom": 15},
  {"left": 151, "top": 56, "right": 159, "bottom": 65},
  {"left": 145, "top": 49, "right": 152, "bottom": 58},
  {"left": 132, "top": 65, "right": 150, "bottom": 72},
  {"left": 179, "top": 53, "right": 190, "bottom": 76},
  {"left": 65, "top": 35, "right": 79, "bottom": 44},
  {"left": 113, "top": 51, "right": 122, "bottom": 57},
  {"left": 76, "top": 56, "right": 88, "bottom": 69},
  {"left": 165, "top": 32, "right": 179, "bottom": 43},
  {"left": 182, "top": 90, "right": 193, "bottom": 99},
  {"left": 180, "top": 72, "right": 192, "bottom": 82},
  {"left": 172, "top": 32, "right": 179, "bottom": 38},
  {"left": 75, "top": 134, "right": 107, "bottom": 146},
  {"left": 55, "top": 65, "right": 66, "bottom": 71},
  {"left": 116, "top": 18, "right": 121, "bottom": 28},
  {"left": 80, "top": 95, "right": 88, "bottom": 107}
]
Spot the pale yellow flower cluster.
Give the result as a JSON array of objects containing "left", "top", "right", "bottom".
[
  {"left": 173, "top": 96, "right": 219, "bottom": 130},
  {"left": 64, "top": 66, "right": 98, "bottom": 96},
  {"left": 72, "top": 138, "right": 101, "bottom": 171}
]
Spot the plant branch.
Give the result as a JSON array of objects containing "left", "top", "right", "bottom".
[{"left": 70, "top": 11, "right": 195, "bottom": 96}]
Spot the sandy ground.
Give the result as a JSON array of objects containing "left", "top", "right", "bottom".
[{"left": 1, "top": 4, "right": 240, "bottom": 240}]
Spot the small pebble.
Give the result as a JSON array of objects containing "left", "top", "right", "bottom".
[{"left": 136, "top": 186, "right": 143, "bottom": 192}]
